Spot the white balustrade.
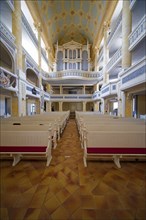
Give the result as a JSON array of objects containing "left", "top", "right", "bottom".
[
  {"left": 0, "top": 21, "right": 15, "bottom": 44},
  {"left": 106, "top": 47, "right": 122, "bottom": 72},
  {"left": 0, "top": 67, "right": 18, "bottom": 92},
  {"left": 42, "top": 70, "right": 101, "bottom": 80},
  {"left": 120, "top": 57, "right": 146, "bottom": 90},
  {"left": 129, "top": 15, "right": 146, "bottom": 51},
  {"left": 107, "top": 11, "right": 122, "bottom": 46}
]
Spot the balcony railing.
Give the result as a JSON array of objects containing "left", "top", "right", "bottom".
[
  {"left": 50, "top": 94, "right": 92, "bottom": 101},
  {"left": 42, "top": 70, "right": 101, "bottom": 80},
  {"left": 106, "top": 47, "right": 122, "bottom": 72},
  {"left": 0, "top": 67, "right": 18, "bottom": 92},
  {"left": 44, "top": 91, "right": 50, "bottom": 101},
  {"left": 129, "top": 0, "right": 137, "bottom": 10},
  {"left": 26, "top": 80, "right": 40, "bottom": 98},
  {"left": 100, "top": 81, "right": 117, "bottom": 98},
  {"left": 121, "top": 57, "right": 146, "bottom": 90},
  {"left": 0, "top": 21, "right": 15, "bottom": 44},
  {"left": 107, "top": 11, "right": 122, "bottom": 46},
  {"left": 129, "top": 15, "right": 146, "bottom": 51},
  {"left": 92, "top": 91, "right": 101, "bottom": 100}
]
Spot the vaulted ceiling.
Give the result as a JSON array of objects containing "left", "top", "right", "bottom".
[
  {"left": 36, "top": 0, "right": 107, "bottom": 45},
  {"left": 26, "top": 0, "right": 117, "bottom": 57}
]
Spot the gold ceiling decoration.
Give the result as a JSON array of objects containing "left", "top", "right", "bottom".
[{"left": 36, "top": 0, "right": 107, "bottom": 46}]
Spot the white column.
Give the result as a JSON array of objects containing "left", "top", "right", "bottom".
[
  {"left": 12, "top": 0, "right": 26, "bottom": 116},
  {"left": 83, "top": 102, "right": 86, "bottom": 112},
  {"left": 103, "top": 22, "right": 109, "bottom": 84},
  {"left": 83, "top": 85, "right": 86, "bottom": 94},
  {"left": 121, "top": 92, "right": 125, "bottom": 117},
  {"left": 59, "top": 102, "right": 63, "bottom": 111},
  {"left": 60, "top": 85, "right": 63, "bottom": 94},
  {"left": 122, "top": 0, "right": 132, "bottom": 69},
  {"left": 101, "top": 98, "right": 105, "bottom": 114}
]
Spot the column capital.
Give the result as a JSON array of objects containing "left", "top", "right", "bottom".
[
  {"left": 34, "top": 22, "right": 42, "bottom": 32},
  {"left": 46, "top": 47, "right": 51, "bottom": 53},
  {"left": 103, "top": 21, "right": 110, "bottom": 33}
]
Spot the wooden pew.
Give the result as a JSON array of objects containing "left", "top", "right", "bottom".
[
  {"left": 0, "top": 130, "right": 52, "bottom": 166},
  {"left": 1, "top": 123, "right": 59, "bottom": 149},
  {"left": 80, "top": 124, "right": 145, "bottom": 147},
  {"left": 83, "top": 130, "right": 146, "bottom": 168}
]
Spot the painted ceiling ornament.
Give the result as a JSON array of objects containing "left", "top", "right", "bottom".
[{"left": 0, "top": 70, "right": 10, "bottom": 88}]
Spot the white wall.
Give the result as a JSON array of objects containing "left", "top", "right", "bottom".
[{"left": 22, "top": 27, "right": 38, "bottom": 64}]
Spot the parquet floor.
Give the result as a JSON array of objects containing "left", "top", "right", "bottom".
[{"left": 0, "top": 119, "right": 146, "bottom": 220}]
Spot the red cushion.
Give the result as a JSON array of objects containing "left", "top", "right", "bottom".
[
  {"left": 0, "top": 146, "right": 47, "bottom": 153},
  {"left": 87, "top": 147, "right": 146, "bottom": 154}
]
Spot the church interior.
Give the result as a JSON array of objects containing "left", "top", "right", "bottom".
[{"left": 0, "top": 0, "right": 146, "bottom": 219}]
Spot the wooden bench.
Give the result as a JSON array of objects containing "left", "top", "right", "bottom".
[
  {"left": 80, "top": 124, "right": 145, "bottom": 148},
  {"left": 83, "top": 130, "right": 146, "bottom": 168},
  {"left": 0, "top": 130, "right": 52, "bottom": 166}
]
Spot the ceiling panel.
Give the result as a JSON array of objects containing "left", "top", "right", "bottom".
[{"left": 36, "top": 0, "right": 108, "bottom": 45}]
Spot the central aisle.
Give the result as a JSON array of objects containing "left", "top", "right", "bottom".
[{"left": 1, "top": 119, "right": 145, "bottom": 220}]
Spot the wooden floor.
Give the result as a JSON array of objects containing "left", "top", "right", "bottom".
[{"left": 0, "top": 119, "right": 146, "bottom": 220}]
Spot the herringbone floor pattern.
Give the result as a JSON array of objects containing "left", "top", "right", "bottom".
[{"left": 0, "top": 119, "right": 146, "bottom": 220}]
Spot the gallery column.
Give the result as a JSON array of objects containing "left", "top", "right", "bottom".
[
  {"left": 12, "top": 0, "right": 26, "bottom": 116},
  {"left": 103, "top": 22, "right": 109, "bottom": 84},
  {"left": 122, "top": 1, "right": 132, "bottom": 117}
]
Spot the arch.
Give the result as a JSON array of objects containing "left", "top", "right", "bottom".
[
  {"left": 26, "top": 68, "right": 39, "bottom": 87},
  {"left": 0, "top": 41, "right": 14, "bottom": 72}
]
